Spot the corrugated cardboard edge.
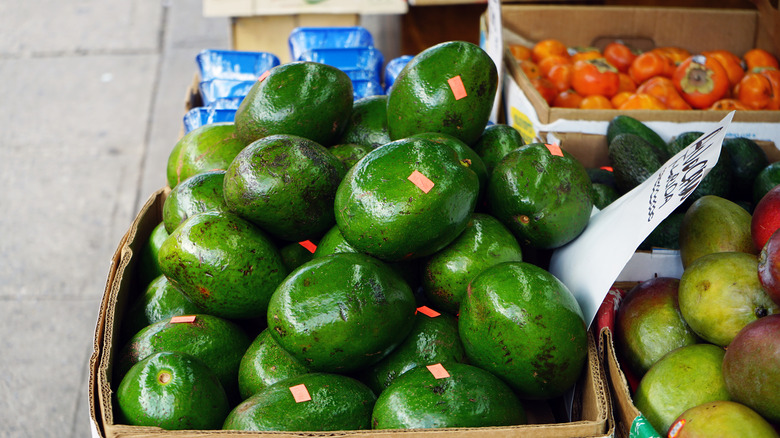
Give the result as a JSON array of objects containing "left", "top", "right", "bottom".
[
  {"left": 92, "top": 190, "right": 614, "bottom": 438},
  {"left": 599, "top": 328, "right": 639, "bottom": 438}
]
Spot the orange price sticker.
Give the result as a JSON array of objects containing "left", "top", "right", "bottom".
[
  {"left": 170, "top": 315, "right": 197, "bottom": 324},
  {"left": 668, "top": 419, "right": 685, "bottom": 438},
  {"left": 258, "top": 70, "right": 270, "bottom": 82},
  {"left": 545, "top": 143, "right": 564, "bottom": 157},
  {"left": 416, "top": 306, "right": 441, "bottom": 318},
  {"left": 299, "top": 240, "right": 317, "bottom": 254},
  {"left": 426, "top": 363, "right": 450, "bottom": 379},
  {"left": 447, "top": 75, "right": 468, "bottom": 100},
  {"left": 289, "top": 384, "right": 311, "bottom": 403},
  {"left": 408, "top": 170, "right": 435, "bottom": 193},
  {"left": 600, "top": 166, "right": 614, "bottom": 172}
]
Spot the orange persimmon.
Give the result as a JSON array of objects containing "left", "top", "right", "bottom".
[
  {"left": 553, "top": 89, "right": 584, "bottom": 108},
  {"left": 571, "top": 58, "right": 620, "bottom": 98},
  {"left": 617, "top": 73, "right": 637, "bottom": 93},
  {"left": 538, "top": 55, "right": 571, "bottom": 78},
  {"left": 672, "top": 54, "right": 731, "bottom": 109},
  {"left": 757, "top": 67, "right": 780, "bottom": 110},
  {"left": 531, "top": 77, "right": 558, "bottom": 105},
  {"left": 547, "top": 62, "right": 574, "bottom": 93},
  {"left": 708, "top": 98, "right": 752, "bottom": 111},
  {"left": 579, "top": 94, "right": 614, "bottom": 109},
  {"left": 603, "top": 41, "right": 637, "bottom": 73},
  {"left": 509, "top": 44, "right": 533, "bottom": 61},
  {"left": 703, "top": 49, "right": 746, "bottom": 88},
  {"left": 532, "top": 39, "right": 570, "bottom": 63},
  {"left": 519, "top": 59, "right": 542, "bottom": 80},
  {"left": 637, "top": 76, "right": 692, "bottom": 110},
  {"left": 735, "top": 71, "right": 773, "bottom": 109},
  {"left": 629, "top": 51, "right": 673, "bottom": 85},
  {"left": 617, "top": 93, "right": 668, "bottom": 110},
  {"left": 571, "top": 47, "right": 602, "bottom": 63},
  {"left": 611, "top": 91, "right": 634, "bottom": 108},
  {"left": 743, "top": 48, "right": 779, "bottom": 72}
]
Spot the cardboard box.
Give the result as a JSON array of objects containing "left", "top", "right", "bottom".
[
  {"left": 490, "top": 2, "right": 780, "bottom": 146},
  {"left": 88, "top": 186, "right": 614, "bottom": 437}
]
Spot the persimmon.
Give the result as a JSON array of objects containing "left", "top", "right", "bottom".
[
  {"left": 538, "top": 55, "right": 571, "bottom": 78},
  {"left": 672, "top": 54, "right": 730, "bottom": 109},
  {"left": 553, "top": 89, "right": 584, "bottom": 108},
  {"left": 519, "top": 59, "right": 541, "bottom": 80},
  {"left": 547, "top": 62, "right": 574, "bottom": 93},
  {"left": 510, "top": 44, "right": 533, "bottom": 61},
  {"left": 629, "top": 51, "right": 673, "bottom": 85},
  {"left": 571, "top": 58, "right": 620, "bottom": 98},
  {"left": 735, "top": 71, "right": 773, "bottom": 109},
  {"left": 637, "top": 76, "right": 692, "bottom": 110},
  {"left": 617, "top": 73, "right": 637, "bottom": 93},
  {"left": 611, "top": 91, "right": 634, "bottom": 108},
  {"left": 703, "top": 49, "right": 746, "bottom": 88},
  {"left": 708, "top": 98, "right": 752, "bottom": 111},
  {"left": 743, "top": 48, "right": 779, "bottom": 72},
  {"left": 579, "top": 94, "right": 614, "bottom": 109},
  {"left": 653, "top": 46, "right": 691, "bottom": 66},
  {"left": 603, "top": 41, "right": 637, "bottom": 73},
  {"left": 531, "top": 77, "right": 558, "bottom": 105},
  {"left": 617, "top": 93, "right": 667, "bottom": 110},
  {"left": 757, "top": 67, "right": 780, "bottom": 110},
  {"left": 532, "top": 39, "right": 570, "bottom": 63},
  {"left": 571, "top": 47, "right": 602, "bottom": 63}
]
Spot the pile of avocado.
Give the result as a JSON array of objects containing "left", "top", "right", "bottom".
[
  {"left": 599, "top": 114, "right": 779, "bottom": 251},
  {"left": 116, "top": 41, "right": 595, "bottom": 432}
]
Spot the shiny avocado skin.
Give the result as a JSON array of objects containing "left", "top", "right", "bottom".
[
  {"left": 224, "top": 373, "right": 377, "bottom": 431},
  {"left": 234, "top": 61, "right": 353, "bottom": 147},
  {"left": 238, "top": 328, "right": 311, "bottom": 400},
  {"left": 334, "top": 137, "right": 480, "bottom": 262},
  {"left": 162, "top": 170, "right": 228, "bottom": 234},
  {"left": 371, "top": 363, "right": 527, "bottom": 429},
  {"left": 338, "top": 95, "right": 391, "bottom": 149},
  {"left": 157, "top": 210, "right": 288, "bottom": 320},
  {"left": 387, "top": 41, "right": 498, "bottom": 146},
  {"left": 166, "top": 122, "right": 247, "bottom": 189},
  {"left": 122, "top": 275, "right": 203, "bottom": 341},
  {"left": 115, "top": 313, "right": 251, "bottom": 397},
  {"left": 267, "top": 252, "right": 417, "bottom": 373}
]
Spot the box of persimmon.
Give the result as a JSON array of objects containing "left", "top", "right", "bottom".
[{"left": 482, "top": 1, "right": 780, "bottom": 146}]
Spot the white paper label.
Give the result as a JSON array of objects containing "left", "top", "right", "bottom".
[
  {"left": 486, "top": 0, "right": 503, "bottom": 124},
  {"left": 549, "top": 111, "right": 735, "bottom": 329}
]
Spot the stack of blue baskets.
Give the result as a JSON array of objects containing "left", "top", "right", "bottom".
[{"left": 183, "top": 26, "right": 416, "bottom": 134}]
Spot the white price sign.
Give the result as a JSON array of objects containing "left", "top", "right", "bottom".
[{"left": 486, "top": 0, "right": 503, "bottom": 124}]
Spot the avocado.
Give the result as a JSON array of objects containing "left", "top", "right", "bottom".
[
  {"left": 279, "top": 241, "right": 315, "bottom": 272},
  {"left": 334, "top": 137, "right": 480, "bottom": 261},
  {"left": 458, "top": 261, "right": 588, "bottom": 400},
  {"left": 115, "top": 313, "right": 251, "bottom": 399},
  {"left": 410, "top": 131, "right": 489, "bottom": 201},
  {"left": 162, "top": 170, "right": 228, "bottom": 234},
  {"left": 234, "top": 61, "right": 353, "bottom": 147},
  {"left": 238, "top": 328, "right": 311, "bottom": 400},
  {"left": 422, "top": 213, "right": 523, "bottom": 315},
  {"left": 371, "top": 363, "right": 526, "bottom": 429},
  {"left": 122, "top": 275, "right": 203, "bottom": 341},
  {"left": 136, "top": 221, "right": 169, "bottom": 289},
  {"left": 666, "top": 131, "right": 704, "bottom": 157},
  {"left": 116, "top": 351, "right": 230, "bottom": 430},
  {"left": 752, "top": 160, "right": 780, "bottom": 205},
  {"left": 166, "top": 122, "right": 247, "bottom": 189},
  {"left": 607, "top": 115, "right": 668, "bottom": 162},
  {"left": 312, "top": 225, "right": 360, "bottom": 258},
  {"left": 267, "top": 252, "right": 417, "bottom": 373},
  {"left": 683, "top": 146, "right": 733, "bottom": 207},
  {"left": 157, "top": 211, "right": 288, "bottom": 320},
  {"left": 638, "top": 212, "right": 684, "bottom": 251},
  {"left": 471, "top": 124, "right": 525, "bottom": 175},
  {"left": 488, "top": 143, "right": 593, "bottom": 249},
  {"left": 358, "top": 311, "right": 467, "bottom": 394},
  {"left": 387, "top": 41, "right": 498, "bottom": 146},
  {"left": 223, "top": 134, "right": 346, "bottom": 242},
  {"left": 337, "top": 95, "right": 391, "bottom": 149},
  {"left": 608, "top": 133, "right": 664, "bottom": 194},
  {"left": 723, "top": 137, "right": 769, "bottom": 201},
  {"left": 586, "top": 167, "right": 617, "bottom": 188},
  {"left": 224, "top": 373, "right": 376, "bottom": 431},
  {"left": 591, "top": 183, "right": 620, "bottom": 210},
  {"left": 329, "top": 143, "right": 372, "bottom": 172}
]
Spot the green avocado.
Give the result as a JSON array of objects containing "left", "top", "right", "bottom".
[
  {"left": 422, "top": 213, "right": 523, "bottom": 315},
  {"left": 162, "top": 170, "right": 228, "bottom": 234},
  {"left": 224, "top": 373, "right": 376, "bottom": 431},
  {"left": 608, "top": 133, "right": 664, "bottom": 194},
  {"left": 267, "top": 252, "right": 417, "bottom": 373},
  {"left": 458, "top": 261, "right": 588, "bottom": 400},
  {"left": 487, "top": 143, "right": 593, "bottom": 249},
  {"left": 683, "top": 146, "right": 733, "bottom": 208},
  {"left": 607, "top": 115, "right": 668, "bottom": 162},
  {"left": 387, "top": 41, "right": 498, "bottom": 146},
  {"left": 238, "top": 328, "right": 311, "bottom": 400},
  {"left": 115, "top": 313, "right": 251, "bottom": 399},
  {"left": 591, "top": 182, "right": 620, "bottom": 210},
  {"left": 223, "top": 134, "right": 346, "bottom": 242},
  {"left": 723, "top": 137, "right": 769, "bottom": 201},
  {"left": 358, "top": 311, "right": 466, "bottom": 394},
  {"left": 471, "top": 124, "right": 525, "bottom": 175},
  {"left": 666, "top": 131, "right": 704, "bottom": 157},
  {"left": 329, "top": 143, "right": 373, "bottom": 171},
  {"left": 136, "top": 221, "right": 169, "bottom": 289},
  {"left": 122, "top": 275, "right": 203, "bottom": 341},
  {"left": 753, "top": 161, "right": 780, "bottom": 205},
  {"left": 157, "top": 211, "right": 288, "bottom": 320},
  {"left": 234, "top": 61, "right": 353, "bottom": 147},
  {"left": 116, "top": 351, "right": 230, "bottom": 430},
  {"left": 334, "top": 137, "right": 480, "bottom": 261},
  {"left": 638, "top": 212, "right": 684, "bottom": 251},
  {"left": 411, "top": 132, "right": 489, "bottom": 200},
  {"left": 337, "top": 95, "right": 392, "bottom": 149},
  {"left": 166, "top": 122, "right": 247, "bottom": 189},
  {"left": 279, "top": 241, "right": 315, "bottom": 272},
  {"left": 312, "top": 225, "right": 361, "bottom": 258},
  {"left": 371, "top": 363, "right": 527, "bottom": 429}
]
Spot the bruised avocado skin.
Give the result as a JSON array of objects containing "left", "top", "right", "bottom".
[{"left": 387, "top": 41, "right": 498, "bottom": 146}]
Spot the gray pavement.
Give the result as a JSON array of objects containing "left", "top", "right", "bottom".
[{"left": 0, "top": 1, "right": 231, "bottom": 436}]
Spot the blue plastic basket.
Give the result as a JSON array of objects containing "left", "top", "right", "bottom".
[
  {"left": 196, "top": 49, "right": 280, "bottom": 81},
  {"left": 210, "top": 97, "right": 244, "bottom": 110},
  {"left": 198, "top": 79, "right": 256, "bottom": 106},
  {"left": 297, "top": 47, "right": 384, "bottom": 83},
  {"left": 384, "top": 55, "right": 414, "bottom": 92},
  {"left": 182, "top": 107, "right": 236, "bottom": 134},
  {"left": 288, "top": 26, "right": 374, "bottom": 61},
  {"left": 352, "top": 79, "right": 384, "bottom": 100}
]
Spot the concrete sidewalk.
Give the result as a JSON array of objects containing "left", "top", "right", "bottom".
[{"left": 0, "top": 1, "right": 230, "bottom": 436}]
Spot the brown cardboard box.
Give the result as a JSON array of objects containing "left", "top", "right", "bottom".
[
  {"left": 493, "top": 1, "right": 780, "bottom": 145},
  {"left": 88, "top": 186, "right": 614, "bottom": 437}
]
